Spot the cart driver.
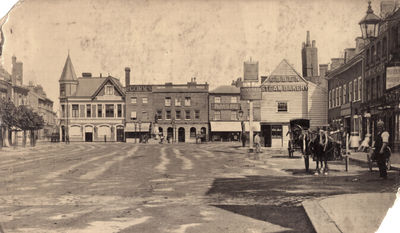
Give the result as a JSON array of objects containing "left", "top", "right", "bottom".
[{"left": 372, "top": 120, "right": 389, "bottom": 179}]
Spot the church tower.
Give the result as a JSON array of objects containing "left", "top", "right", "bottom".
[
  {"left": 301, "top": 31, "right": 318, "bottom": 78},
  {"left": 59, "top": 54, "right": 78, "bottom": 98}
]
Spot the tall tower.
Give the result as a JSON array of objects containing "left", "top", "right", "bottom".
[
  {"left": 301, "top": 31, "right": 318, "bottom": 78},
  {"left": 59, "top": 54, "right": 78, "bottom": 98}
]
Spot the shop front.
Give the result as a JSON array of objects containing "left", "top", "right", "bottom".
[
  {"left": 209, "top": 121, "right": 242, "bottom": 141},
  {"left": 125, "top": 122, "right": 150, "bottom": 142}
]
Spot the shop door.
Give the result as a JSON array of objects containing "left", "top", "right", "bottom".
[
  {"left": 261, "top": 125, "right": 271, "bottom": 147},
  {"left": 116, "top": 128, "right": 124, "bottom": 142},
  {"left": 85, "top": 132, "right": 93, "bottom": 142}
]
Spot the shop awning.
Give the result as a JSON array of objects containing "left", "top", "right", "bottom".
[
  {"left": 244, "top": 121, "right": 261, "bottom": 132},
  {"left": 125, "top": 123, "right": 150, "bottom": 132},
  {"left": 210, "top": 121, "right": 242, "bottom": 132}
]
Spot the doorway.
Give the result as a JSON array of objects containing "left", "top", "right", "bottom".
[
  {"left": 261, "top": 124, "right": 271, "bottom": 147},
  {"left": 85, "top": 132, "right": 93, "bottom": 142},
  {"left": 178, "top": 127, "right": 185, "bottom": 142},
  {"left": 116, "top": 127, "right": 124, "bottom": 142}
]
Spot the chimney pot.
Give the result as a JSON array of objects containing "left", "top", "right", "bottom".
[{"left": 125, "top": 67, "right": 131, "bottom": 86}]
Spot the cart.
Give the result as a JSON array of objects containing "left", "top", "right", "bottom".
[{"left": 366, "top": 146, "right": 391, "bottom": 171}]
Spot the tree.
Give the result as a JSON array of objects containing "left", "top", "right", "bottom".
[
  {"left": 15, "top": 105, "right": 32, "bottom": 147},
  {"left": 0, "top": 98, "right": 17, "bottom": 147}
]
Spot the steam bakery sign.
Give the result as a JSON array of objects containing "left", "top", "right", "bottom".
[{"left": 262, "top": 75, "right": 307, "bottom": 92}]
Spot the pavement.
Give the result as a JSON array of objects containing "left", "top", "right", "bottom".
[{"left": 302, "top": 150, "right": 400, "bottom": 233}]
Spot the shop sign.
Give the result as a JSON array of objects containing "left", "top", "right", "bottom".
[
  {"left": 211, "top": 103, "right": 240, "bottom": 110},
  {"left": 266, "top": 76, "right": 299, "bottom": 82},
  {"left": 240, "top": 87, "right": 261, "bottom": 100},
  {"left": 386, "top": 67, "right": 400, "bottom": 90},
  {"left": 261, "top": 85, "right": 307, "bottom": 92},
  {"left": 126, "top": 85, "right": 152, "bottom": 92}
]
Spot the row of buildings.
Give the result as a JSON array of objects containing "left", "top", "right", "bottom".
[
  {"left": 0, "top": 56, "right": 57, "bottom": 144},
  {"left": 58, "top": 30, "right": 328, "bottom": 148},
  {"left": 327, "top": 0, "right": 400, "bottom": 153}
]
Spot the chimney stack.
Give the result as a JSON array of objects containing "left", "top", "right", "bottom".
[
  {"left": 330, "top": 58, "right": 345, "bottom": 70},
  {"left": 125, "top": 67, "right": 130, "bottom": 86},
  {"left": 344, "top": 48, "right": 356, "bottom": 63},
  {"left": 312, "top": 40, "right": 316, "bottom": 48},
  {"left": 355, "top": 37, "right": 366, "bottom": 54},
  {"left": 319, "top": 64, "right": 328, "bottom": 78},
  {"left": 306, "top": 31, "right": 310, "bottom": 46}
]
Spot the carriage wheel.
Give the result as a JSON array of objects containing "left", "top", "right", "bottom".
[
  {"left": 304, "top": 155, "right": 309, "bottom": 172},
  {"left": 367, "top": 153, "right": 373, "bottom": 172}
]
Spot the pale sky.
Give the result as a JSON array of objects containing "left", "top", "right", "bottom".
[{"left": 0, "top": 0, "right": 380, "bottom": 110}]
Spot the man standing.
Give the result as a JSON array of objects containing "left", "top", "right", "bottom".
[
  {"left": 241, "top": 133, "right": 246, "bottom": 147},
  {"left": 254, "top": 133, "right": 261, "bottom": 153},
  {"left": 372, "top": 120, "right": 389, "bottom": 179}
]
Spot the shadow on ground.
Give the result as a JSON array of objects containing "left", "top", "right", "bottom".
[{"left": 206, "top": 171, "right": 399, "bottom": 232}]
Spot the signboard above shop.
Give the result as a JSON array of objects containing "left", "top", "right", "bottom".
[
  {"left": 240, "top": 87, "right": 261, "bottom": 100},
  {"left": 126, "top": 85, "right": 153, "bottom": 92},
  {"left": 386, "top": 67, "right": 400, "bottom": 90}
]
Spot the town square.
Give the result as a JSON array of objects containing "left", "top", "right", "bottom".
[{"left": 1, "top": 0, "right": 400, "bottom": 232}]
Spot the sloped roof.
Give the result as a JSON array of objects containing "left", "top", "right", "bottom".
[
  {"left": 74, "top": 76, "right": 124, "bottom": 97},
  {"left": 262, "top": 59, "right": 307, "bottom": 85},
  {"left": 59, "top": 54, "right": 77, "bottom": 81},
  {"left": 91, "top": 76, "right": 125, "bottom": 98},
  {"left": 210, "top": 85, "right": 240, "bottom": 94},
  {"left": 0, "top": 64, "right": 11, "bottom": 81}
]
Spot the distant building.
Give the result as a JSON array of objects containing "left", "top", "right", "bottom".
[
  {"left": 27, "top": 83, "right": 57, "bottom": 140},
  {"left": 208, "top": 84, "right": 260, "bottom": 142},
  {"left": 302, "top": 31, "right": 318, "bottom": 78},
  {"left": 58, "top": 54, "right": 126, "bottom": 142}
]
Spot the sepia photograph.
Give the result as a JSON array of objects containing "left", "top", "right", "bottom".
[{"left": 0, "top": 0, "right": 399, "bottom": 232}]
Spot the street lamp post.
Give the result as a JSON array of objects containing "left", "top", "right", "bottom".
[
  {"left": 238, "top": 109, "right": 245, "bottom": 147},
  {"left": 359, "top": 1, "right": 381, "bottom": 41}
]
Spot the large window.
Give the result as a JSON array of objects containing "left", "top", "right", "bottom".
[
  {"left": 166, "top": 110, "right": 171, "bottom": 120},
  {"left": 231, "top": 110, "right": 237, "bottom": 120},
  {"left": 157, "top": 110, "right": 162, "bottom": 120},
  {"left": 86, "top": 104, "right": 91, "bottom": 118},
  {"left": 131, "top": 111, "right": 137, "bottom": 120},
  {"left": 105, "top": 85, "right": 114, "bottom": 95},
  {"left": 142, "top": 97, "right": 148, "bottom": 104},
  {"left": 349, "top": 82, "right": 353, "bottom": 103},
  {"left": 105, "top": 104, "right": 114, "bottom": 117},
  {"left": 117, "top": 104, "right": 122, "bottom": 117},
  {"left": 176, "top": 110, "right": 181, "bottom": 120},
  {"left": 185, "top": 97, "right": 191, "bottom": 106},
  {"left": 271, "top": 125, "right": 282, "bottom": 138},
  {"left": 358, "top": 77, "right": 362, "bottom": 101},
  {"left": 72, "top": 104, "right": 79, "bottom": 118},
  {"left": 277, "top": 102, "right": 288, "bottom": 112},
  {"left": 98, "top": 104, "right": 102, "bottom": 117},
  {"left": 185, "top": 110, "right": 191, "bottom": 120},
  {"left": 165, "top": 97, "right": 171, "bottom": 106},
  {"left": 354, "top": 78, "right": 358, "bottom": 101},
  {"left": 343, "top": 84, "right": 347, "bottom": 104},
  {"left": 214, "top": 111, "right": 221, "bottom": 120},
  {"left": 131, "top": 97, "right": 137, "bottom": 104},
  {"left": 214, "top": 96, "right": 221, "bottom": 103},
  {"left": 195, "top": 110, "right": 200, "bottom": 120}
]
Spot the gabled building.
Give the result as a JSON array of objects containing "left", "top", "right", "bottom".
[{"left": 59, "top": 55, "right": 126, "bottom": 142}]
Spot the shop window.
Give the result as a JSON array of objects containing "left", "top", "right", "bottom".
[
  {"left": 214, "top": 111, "right": 221, "bottom": 120},
  {"left": 72, "top": 104, "right": 79, "bottom": 118},
  {"left": 98, "top": 104, "right": 102, "bottom": 117},
  {"left": 277, "top": 102, "right": 288, "bottom": 112},
  {"left": 271, "top": 125, "right": 282, "bottom": 138},
  {"left": 86, "top": 104, "right": 91, "bottom": 118},
  {"left": 195, "top": 110, "right": 200, "bottom": 120},
  {"left": 105, "top": 104, "right": 114, "bottom": 117},
  {"left": 165, "top": 97, "right": 171, "bottom": 106},
  {"left": 214, "top": 96, "right": 221, "bottom": 103}
]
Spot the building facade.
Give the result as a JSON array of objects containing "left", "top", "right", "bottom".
[
  {"left": 208, "top": 84, "right": 260, "bottom": 142},
  {"left": 260, "top": 59, "right": 309, "bottom": 148},
  {"left": 59, "top": 55, "right": 126, "bottom": 142}
]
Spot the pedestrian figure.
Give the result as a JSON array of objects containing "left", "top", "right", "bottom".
[
  {"left": 241, "top": 133, "right": 246, "bottom": 147},
  {"left": 254, "top": 133, "right": 261, "bottom": 154},
  {"left": 372, "top": 120, "right": 389, "bottom": 179},
  {"left": 66, "top": 135, "right": 70, "bottom": 144}
]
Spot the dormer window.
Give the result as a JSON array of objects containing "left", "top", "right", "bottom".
[{"left": 105, "top": 85, "right": 114, "bottom": 95}]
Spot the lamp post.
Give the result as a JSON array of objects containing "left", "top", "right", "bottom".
[
  {"left": 138, "top": 120, "right": 142, "bottom": 143},
  {"left": 238, "top": 108, "right": 245, "bottom": 147}
]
